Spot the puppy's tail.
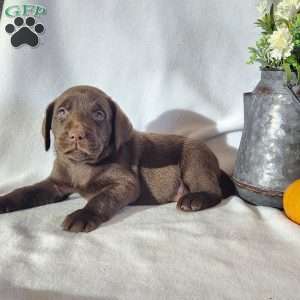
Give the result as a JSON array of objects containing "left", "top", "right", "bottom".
[{"left": 219, "top": 170, "right": 236, "bottom": 199}]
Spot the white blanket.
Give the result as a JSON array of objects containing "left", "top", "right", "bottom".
[{"left": 1, "top": 0, "right": 300, "bottom": 299}]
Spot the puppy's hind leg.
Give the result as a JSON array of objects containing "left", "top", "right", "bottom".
[{"left": 177, "top": 142, "right": 222, "bottom": 212}]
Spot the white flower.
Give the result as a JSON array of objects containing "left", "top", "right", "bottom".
[
  {"left": 276, "top": 0, "right": 300, "bottom": 20},
  {"left": 268, "top": 27, "right": 294, "bottom": 60}
]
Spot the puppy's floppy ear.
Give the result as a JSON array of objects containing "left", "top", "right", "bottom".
[
  {"left": 109, "top": 98, "right": 133, "bottom": 151},
  {"left": 42, "top": 101, "right": 55, "bottom": 151}
]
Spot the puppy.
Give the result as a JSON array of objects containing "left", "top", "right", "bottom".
[{"left": 0, "top": 86, "right": 234, "bottom": 232}]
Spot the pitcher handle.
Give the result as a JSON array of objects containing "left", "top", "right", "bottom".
[{"left": 286, "top": 83, "right": 300, "bottom": 108}]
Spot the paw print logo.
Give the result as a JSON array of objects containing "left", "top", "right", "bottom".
[{"left": 5, "top": 17, "right": 44, "bottom": 47}]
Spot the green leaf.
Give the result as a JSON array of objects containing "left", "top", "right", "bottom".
[
  {"left": 270, "top": 4, "right": 276, "bottom": 32},
  {"left": 283, "top": 63, "right": 293, "bottom": 82},
  {"left": 255, "top": 9, "right": 276, "bottom": 34},
  {"left": 295, "top": 64, "right": 300, "bottom": 82}
]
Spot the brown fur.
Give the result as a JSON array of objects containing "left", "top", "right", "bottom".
[{"left": 0, "top": 86, "right": 234, "bottom": 233}]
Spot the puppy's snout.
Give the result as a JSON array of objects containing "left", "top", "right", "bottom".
[{"left": 69, "top": 128, "right": 86, "bottom": 142}]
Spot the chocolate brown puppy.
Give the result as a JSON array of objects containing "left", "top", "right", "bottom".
[{"left": 0, "top": 86, "right": 234, "bottom": 233}]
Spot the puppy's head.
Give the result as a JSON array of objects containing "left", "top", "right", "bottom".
[{"left": 42, "top": 86, "right": 133, "bottom": 163}]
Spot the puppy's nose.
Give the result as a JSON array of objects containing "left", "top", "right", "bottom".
[{"left": 69, "top": 129, "right": 86, "bottom": 142}]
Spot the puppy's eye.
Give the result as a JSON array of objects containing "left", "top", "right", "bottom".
[
  {"left": 92, "top": 110, "right": 105, "bottom": 121},
  {"left": 56, "top": 107, "right": 67, "bottom": 120}
]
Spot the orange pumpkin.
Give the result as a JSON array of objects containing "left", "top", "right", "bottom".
[{"left": 283, "top": 180, "right": 300, "bottom": 225}]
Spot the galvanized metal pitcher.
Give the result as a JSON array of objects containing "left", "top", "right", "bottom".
[{"left": 233, "top": 70, "right": 300, "bottom": 209}]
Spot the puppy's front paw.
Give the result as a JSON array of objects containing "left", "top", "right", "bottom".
[{"left": 62, "top": 208, "right": 104, "bottom": 233}]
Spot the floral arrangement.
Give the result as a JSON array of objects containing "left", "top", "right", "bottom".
[{"left": 248, "top": 0, "right": 300, "bottom": 81}]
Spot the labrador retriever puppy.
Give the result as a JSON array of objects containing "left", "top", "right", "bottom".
[{"left": 0, "top": 86, "right": 234, "bottom": 232}]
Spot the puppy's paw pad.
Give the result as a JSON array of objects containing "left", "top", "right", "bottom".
[
  {"left": 177, "top": 192, "right": 221, "bottom": 212},
  {"left": 177, "top": 194, "right": 203, "bottom": 212},
  {"left": 62, "top": 208, "right": 101, "bottom": 233}
]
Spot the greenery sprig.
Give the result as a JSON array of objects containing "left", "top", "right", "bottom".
[{"left": 248, "top": 0, "right": 300, "bottom": 82}]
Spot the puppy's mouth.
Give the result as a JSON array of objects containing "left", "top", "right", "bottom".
[
  {"left": 64, "top": 147, "right": 91, "bottom": 162},
  {"left": 58, "top": 135, "right": 104, "bottom": 163}
]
